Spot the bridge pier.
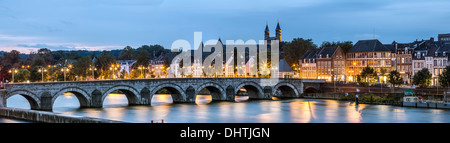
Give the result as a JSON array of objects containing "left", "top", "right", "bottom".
[
  {"left": 90, "top": 89, "right": 103, "bottom": 108},
  {"left": 225, "top": 86, "right": 236, "bottom": 101},
  {"left": 139, "top": 87, "right": 151, "bottom": 105},
  {"left": 178, "top": 86, "right": 196, "bottom": 103},
  {"left": 0, "top": 90, "right": 6, "bottom": 107},
  {"left": 263, "top": 86, "right": 274, "bottom": 99},
  {"left": 39, "top": 91, "right": 53, "bottom": 111}
]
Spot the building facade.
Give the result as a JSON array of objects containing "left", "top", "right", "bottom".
[
  {"left": 299, "top": 50, "right": 318, "bottom": 79},
  {"left": 315, "top": 46, "right": 346, "bottom": 82},
  {"left": 346, "top": 39, "right": 393, "bottom": 82}
]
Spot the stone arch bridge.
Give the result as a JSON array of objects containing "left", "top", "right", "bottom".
[{"left": 0, "top": 78, "right": 324, "bottom": 111}]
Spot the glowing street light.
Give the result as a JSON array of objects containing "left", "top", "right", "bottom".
[
  {"left": 8, "top": 68, "right": 18, "bottom": 83},
  {"left": 38, "top": 66, "right": 47, "bottom": 82},
  {"left": 89, "top": 65, "right": 97, "bottom": 80}
]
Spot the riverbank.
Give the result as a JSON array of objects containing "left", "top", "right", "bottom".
[
  {"left": 0, "top": 107, "right": 124, "bottom": 123},
  {"left": 302, "top": 92, "right": 450, "bottom": 109}
]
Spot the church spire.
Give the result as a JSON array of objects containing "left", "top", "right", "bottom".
[
  {"left": 276, "top": 19, "right": 281, "bottom": 42},
  {"left": 264, "top": 22, "right": 270, "bottom": 40},
  {"left": 276, "top": 19, "right": 281, "bottom": 30}
]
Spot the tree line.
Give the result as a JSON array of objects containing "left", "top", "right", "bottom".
[{"left": 0, "top": 44, "right": 169, "bottom": 83}]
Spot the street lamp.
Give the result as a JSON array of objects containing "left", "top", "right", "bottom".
[
  {"left": 89, "top": 65, "right": 97, "bottom": 80},
  {"left": 138, "top": 66, "right": 147, "bottom": 79},
  {"left": 61, "top": 67, "right": 70, "bottom": 81},
  {"left": 8, "top": 68, "right": 18, "bottom": 83},
  {"left": 38, "top": 67, "right": 47, "bottom": 82},
  {"left": 111, "top": 63, "right": 120, "bottom": 79}
]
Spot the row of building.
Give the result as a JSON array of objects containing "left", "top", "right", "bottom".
[
  {"left": 299, "top": 34, "right": 450, "bottom": 86},
  {"left": 116, "top": 21, "right": 295, "bottom": 78}
]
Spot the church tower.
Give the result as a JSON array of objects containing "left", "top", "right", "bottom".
[
  {"left": 264, "top": 23, "right": 270, "bottom": 40},
  {"left": 275, "top": 21, "right": 281, "bottom": 42}
]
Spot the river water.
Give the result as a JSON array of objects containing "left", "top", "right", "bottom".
[{"left": 2, "top": 93, "right": 450, "bottom": 123}]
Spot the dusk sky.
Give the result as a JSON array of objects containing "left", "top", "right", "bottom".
[{"left": 1, "top": 0, "right": 449, "bottom": 53}]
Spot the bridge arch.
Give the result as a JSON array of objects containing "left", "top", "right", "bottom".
[
  {"left": 195, "top": 82, "right": 226, "bottom": 101},
  {"left": 6, "top": 90, "right": 40, "bottom": 110},
  {"left": 150, "top": 83, "right": 186, "bottom": 104},
  {"left": 304, "top": 86, "right": 319, "bottom": 93},
  {"left": 102, "top": 85, "right": 141, "bottom": 105},
  {"left": 234, "top": 81, "right": 265, "bottom": 99},
  {"left": 273, "top": 82, "right": 300, "bottom": 98},
  {"left": 52, "top": 87, "right": 90, "bottom": 108}
]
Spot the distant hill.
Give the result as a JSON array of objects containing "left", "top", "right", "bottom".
[{"left": 0, "top": 51, "right": 30, "bottom": 60}]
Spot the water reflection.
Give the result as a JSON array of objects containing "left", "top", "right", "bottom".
[{"left": 3, "top": 93, "right": 450, "bottom": 123}]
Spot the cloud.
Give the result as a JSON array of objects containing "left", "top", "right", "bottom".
[
  {"left": 17, "top": 44, "right": 75, "bottom": 50},
  {"left": 16, "top": 43, "right": 123, "bottom": 51},
  {"left": 0, "top": 34, "right": 42, "bottom": 41}
]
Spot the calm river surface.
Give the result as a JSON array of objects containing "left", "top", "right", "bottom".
[{"left": 2, "top": 93, "right": 450, "bottom": 123}]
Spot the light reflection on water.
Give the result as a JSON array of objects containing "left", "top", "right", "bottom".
[{"left": 3, "top": 93, "right": 450, "bottom": 123}]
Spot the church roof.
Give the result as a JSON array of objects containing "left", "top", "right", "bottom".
[
  {"left": 265, "top": 24, "right": 270, "bottom": 32},
  {"left": 278, "top": 59, "right": 293, "bottom": 73}
]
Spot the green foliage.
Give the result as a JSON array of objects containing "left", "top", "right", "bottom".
[
  {"left": 135, "top": 49, "right": 150, "bottom": 67},
  {"left": 137, "top": 44, "right": 168, "bottom": 59},
  {"left": 118, "top": 46, "right": 137, "bottom": 60},
  {"left": 282, "top": 38, "right": 318, "bottom": 67},
  {"left": 29, "top": 57, "right": 46, "bottom": 82},
  {"left": 163, "top": 56, "right": 171, "bottom": 74},
  {"left": 413, "top": 68, "right": 432, "bottom": 87},
  {"left": 320, "top": 41, "right": 353, "bottom": 53},
  {"left": 95, "top": 51, "right": 116, "bottom": 79},
  {"left": 73, "top": 56, "right": 93, "bottom": 80},
  {"left": 439, "top": 66, "right": 450, "bottom": 87},
  {"left": 15, "top": 69, "right": 30, "bottom": 82},
  {"left": 388, "top": 70, "right": 403, "bottom": 87},
  {"left": 357, "top": 65, "right": 378, "bottom": 87}
]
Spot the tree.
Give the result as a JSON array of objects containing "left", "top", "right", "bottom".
[
  {"left": 118, "top": 46, "right": 137, "bottom": 60},
  {"left": 282, "top": 38, "right": 318, "bottom": 67},
  {"left": 73, "top": 56, "right": 93, "bottom": 80},
  {"left": 95, "top": 51, "right": 116, "bottom": 79},
  {"left": 413, "top": 68, "right": 432, "bottom": 88},
  {"left": 29, "top": 57, "right": 46, "bottom": 82},
  {"left": 137, "top": 44, "right": 168, "bottom": 59},
  {"left": 37, "top": 48, "right": 53, "bottom": 65},
  {"left": 321, "top": 41, "right": 353, "bottom": 53},
  {"left": 15, "top": 69, "right": 30, "bottom": 82},
  {"left": 163, "top": 56, "right": 171, "bottom": 74},
  {"left": 357, "top": 65, "right": 378, "bottom": 87},
  {"left": 439, "top": 66, "right": 450, "bottom": 87},
  {"left": 135, "top": 49, "right": 150, "bottom": 67},
  {"left": 388, "top": 70, "right": 403, "bottom": 88},
  {"left": 2, "top": 50, "right": 22, "bottom": 67}
]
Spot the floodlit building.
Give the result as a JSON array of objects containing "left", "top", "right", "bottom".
[
  {"left": 346, "top": 39, "right": 393, "bottom": 82},
  {"left": 299, "top": 50, "right": 318, "bottom": 79},
  {"left": 316, "top": 46, "right": 346, "bottom": 82}
]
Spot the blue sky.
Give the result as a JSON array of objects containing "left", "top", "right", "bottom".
[{"left": 1, "top": 0, "right": 449, "bottom": 53}]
